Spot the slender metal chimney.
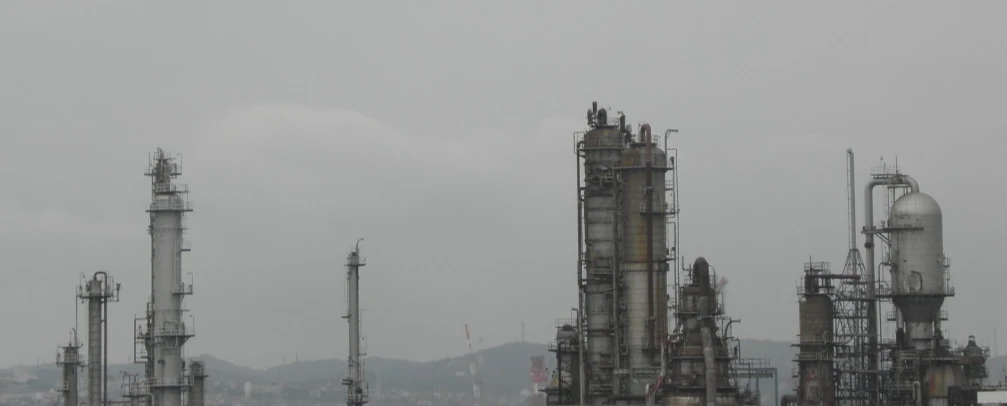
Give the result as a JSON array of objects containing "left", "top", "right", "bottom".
[{"left": 343, "top": 240, "right": 369, "bottom": 406}]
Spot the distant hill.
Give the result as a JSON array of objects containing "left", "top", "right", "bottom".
[
  {"left": 19, "top": 340, "right": 1007, "bottom": 405},
  {"left": 1, "top": 339, "right": 795, "bottom": 402}
]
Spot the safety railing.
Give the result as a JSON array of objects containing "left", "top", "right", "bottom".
[
  {"left": 153, "top": 183, "right": 189, "bottom": 194},
  {"left": 151, "top": 325, "right": 194, "bottom": 338},
  {"left": 142, "top": 376, "right": 192, "bottom": 388},
  {"left": 145, "top": 161, "right": 182, "bottom": 177},
  {"left": 57, "top": 353, "right": 82, "bottom": 365},
  {"left": 148, "top": 199, "right": 192, "bottom": 212},
  {"left": 173, "top": 282, "right": 193, "bottom": 295},
  {"left": 794, "top": 336, "right": 833, "bottom": 347},
  {"left": 126, "top": 382, "right": 149, "bottom": 396},
  {"left": 869, "top": 163, "right": 902, "bottom": 177},
  {"left": 638, "top": 202, "right": 671, "bottom": 214}
]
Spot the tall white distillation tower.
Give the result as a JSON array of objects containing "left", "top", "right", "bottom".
[
  {"left": 343, "top": 240, "right": 368, "bottom": 406},
  {"left": 145, "top": 148, "right": 195, "bottom": 405}
]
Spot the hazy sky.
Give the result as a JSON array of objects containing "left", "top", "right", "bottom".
[{"left": 2, "top": 1, "right": 1006, "bottom": 369}]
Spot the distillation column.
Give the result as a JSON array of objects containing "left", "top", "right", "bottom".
[
  {"left": 343, "top": 240, "right": 368, "bottom": 406},
  {"left": 796, "top": 263, "right": 836, "bottom": 406},
  {"left": 619, "top": 123, "right": 669, "bottom": 395},
  {"left": 579, "top": 104, "right": 627, "bottom": 403},
  {"left": 145, "top": 148, "right": 195, "bottom": 406},
  {"left": 663, "top": 258, "right": 742, "bottom": 406},
  {"left": 79, "top": 272, "right": 120, "bottom": 406},
  {"left": 57, "top": 338, "right": 82, "bottom": 406}
]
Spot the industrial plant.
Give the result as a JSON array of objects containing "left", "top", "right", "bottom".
[
  {"left": 544, "top": 102, "right": 772, "bottom": 406},
  {"left": 787, "top": 150, "right": 996, "bottom": 406},
  {"left": 36, "top": 104, "right": 1007, "bottom": 406},
  {"left": 53, "top": 149, "right": 207, "bottom": 406}
]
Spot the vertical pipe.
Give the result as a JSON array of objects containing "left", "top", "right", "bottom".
[
  {"left": 863, "top": 174, "right": 919, "bottom": 404},
  {"left": 103, "top": 283, "right": 108, "bottom": 406},
  {"left": 774, "top": 368, "right": 779, "bottom": 406},
  {"left": 576, "top": 308, "right": 586, "bottom": 404},
  {"left": 86, "top": 278, "right": 102, "bottom": 406},
  {"left": 847, "top": 149, "right": 857, "bottom": 252},
  {"left": 643, "top": 125, "right": 655, "bottom": 353},
  {"left": 612, "top": 185, "right": 622, "bottom": 398},
  {"left": 574, "top": 134, "right": 587, "bottom": 405},
  {"left": 701, "top": 327, "right": 716, "bottom": 406}
]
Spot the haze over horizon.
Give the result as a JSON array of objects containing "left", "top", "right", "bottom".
[{"left": 2, "top": 1, "right": 1006, "bottom": 370}]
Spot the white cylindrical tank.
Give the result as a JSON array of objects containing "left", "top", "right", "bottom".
[{"left": 888, "top": 192, "right": 946, "bottom": 349}]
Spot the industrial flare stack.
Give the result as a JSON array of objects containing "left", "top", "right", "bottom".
[
  {"left": 546, "top": 102, "right": 761, "bottom": 406},
  {"left": 790, "top": 151, "right": 990, "bottom": 406}
]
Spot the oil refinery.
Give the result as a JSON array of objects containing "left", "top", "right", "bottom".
[
  {"left": 544, "top": 102, "right": 771, "bottom": 406},
  {"left": 53, "top": 149, "right": 206, "bottom": 406},
  {"left": 39, "top": 104, "right": 1007, "bottom": 406},
  {"left": 787, "top": 150, "right": 996, "bottom": 406},
  {"left": 543, "top": 102, "right": 1002, "bottom": 406}
]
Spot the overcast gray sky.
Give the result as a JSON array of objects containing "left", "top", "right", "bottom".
[{"left": 2, "top": 1, "right": 1005, "bottom": 369}]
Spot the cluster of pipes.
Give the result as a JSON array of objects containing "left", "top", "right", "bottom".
[
  {"left": 792, "top": 150, "right": 989, "bottom": 406},
  {"left": 56, "top": 148, "right": 206, "bottom": 406},
  {"left": 546, "top": 102, "right": 752, "bottom": 406}
]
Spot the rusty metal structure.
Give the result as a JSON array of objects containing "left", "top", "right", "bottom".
[
  {"left": 795, "top": 261, "right": 840, "bottom": 406},
  {"left": 546, "top": 102, "right": 763, "bottom": 406},
  {"left": 789, "top": 152, "right": 990, "bottom": 406},
  {"left": 657, "top": 257, "right": 759, "bottom": 406}
]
